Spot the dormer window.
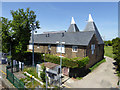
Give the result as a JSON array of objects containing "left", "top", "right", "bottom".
[{"left": 62, "top": 33, "right": 64, "bottom": 37}]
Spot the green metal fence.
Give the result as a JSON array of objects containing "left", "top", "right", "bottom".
[{"left": 6, "top": 68, "right": 25, "bottom": 89}]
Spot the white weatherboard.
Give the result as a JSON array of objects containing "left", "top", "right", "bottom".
[
  {"left": 71, "top": 17, "right": 76, "bottom": 24},
  {"left": 88, "top": 14, "right": 93, "bottom": 22}
]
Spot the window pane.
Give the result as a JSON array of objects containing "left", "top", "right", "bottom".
[
  {"left": 57, "top": 45, "right": 61, "bottom": 52},
  {"left": 29, "top": 45, "right": 32, "bottom": 49},
  {"left": 57, "top": 45, "right": 65, "bottom": 53},
  {"left": 72, "top": 46, "right": 78, "bottom": 52},
  {"left": 62, "top": 45, "right": 65, "bottom": 53},
  {"left": 48, "top": 45, "right": 51, "bottom": 50},
  {"left": 92, "top": 50, "right": 94, "bottom": 54}
]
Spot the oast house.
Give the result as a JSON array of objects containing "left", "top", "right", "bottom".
[{"left": 28, "top": 14, "right": 104, "bottom": 77}]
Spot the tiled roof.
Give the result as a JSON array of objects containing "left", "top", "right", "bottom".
[
  {"left": 30, "top": 31, "right": 95, "bottom": 46},
  {"left": 29, "top": 15, "right": 104, "bottom": 46},
  {"left": 40, "top": 62, "right": 59, "bottom": 69},
  {"left": 67, "top": 24, "right": 79, "bottom": 32},
  {"left": 84, "top": 22, "right": 104, "bottom": 44},
  {"left": 67, "top": 17, "right": 79, "bottom": 32}
]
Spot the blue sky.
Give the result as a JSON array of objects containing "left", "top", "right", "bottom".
[{"left": 2, "top": 2, "right": 118, "bottom": 40}]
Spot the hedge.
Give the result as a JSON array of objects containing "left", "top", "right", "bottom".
[
  {"left": 44, "top": 54, "right": 89, "bottom": 68},
  {"left": 23, "top": 52, "right": 89, "bottom": 68},
  {"left": 23, "top": 51, "right": 43, "bottom": 65},
  {"left": 112, "top": 37, "right": 120, "bottom": 71}
]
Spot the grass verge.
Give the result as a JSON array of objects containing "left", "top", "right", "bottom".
[
  {"left": 20, "top": 68, "right": 43, "bottom": 88},
  {"left": 76, "top": 77, "right": 83, "bottom": 80},
  {"left": 104, "top": 46, "right": 114, "bottom": 58},
  {"left": 89, "top": 59, "right": 106, "bottom": 71},
  {"left": 23, "top": 67, "right": 40, "bottom": 80}
]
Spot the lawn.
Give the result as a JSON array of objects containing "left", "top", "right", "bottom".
[
  {"left": 104, "top": 46, "right": 114, "bottom": 58},
  {"left": 21, "top": 67, "right": 44, "bottom": 88}
]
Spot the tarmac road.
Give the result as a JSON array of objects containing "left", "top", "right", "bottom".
[{"left": 64, "top": 56, "right": 118, "bottom": 88}]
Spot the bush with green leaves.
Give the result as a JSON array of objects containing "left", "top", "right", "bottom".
[
  {"left": 23, "top": 52, "right": 89, "bottom": 68},
  {"left": 112, "top": 37, "right": 120, "bottom": 71},
  {"left": 104, "top": 40, "right": 112, "bottom": 46},
  {"left": 40, "top": 64, "right": 46, "bottom": 82},
  {"left": 44, "top": 54, "right": 89, "bottom": 68}
]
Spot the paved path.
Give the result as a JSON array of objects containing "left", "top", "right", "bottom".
[
  {"left": 0, "top": 64, "right": 15, "bottom": 89},
  {"left": 64, "top": 56, "right": 118, "bottom": 88}
]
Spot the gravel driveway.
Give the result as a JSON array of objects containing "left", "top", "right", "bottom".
[{"left": 64, "top": 56, "right": 118, "bottom": 88}]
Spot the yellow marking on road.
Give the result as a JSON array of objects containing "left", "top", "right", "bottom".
[
  {"left": 62, "top": 84, "right": 71, "bottom": 88},
  {"left": 0, "top": 70, "right": 6, "bottom": 75}
]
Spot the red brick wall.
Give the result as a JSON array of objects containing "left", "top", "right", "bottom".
[
  {"left": 27, "top": 44, "right": 86, "bottom": 58},
  {"left": 86, "top": 34, "right": 104, "bottom": 69},
  {"left": 27, "top": 34, "right": 104, "bottom": 69}
]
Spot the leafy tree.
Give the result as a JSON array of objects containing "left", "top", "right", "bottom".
[
  {"left": 9, "top": 8, "right": 40, "bottom": 61},
  {"left": 104, "top": 40, "right": 112, "bottom": 46},
  {"left": 112, "top": 37, "right": 120, "bottom": 71},
  {"left": 0, "top": 19, "right": 1, "bottom": 52},
  {"left": 1, "top": 17, "right": 12, "bottom": 53}
]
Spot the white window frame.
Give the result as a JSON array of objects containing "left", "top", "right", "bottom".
[
  {"left": 91, "top": 44, "right": 95, "bottom": 54},
  {"left": 72, "top": 46, "right": 78, "bottom": 52},
  {"left": 37, "top": 44, "right": 40, "bottom": 48},
  {"left": 48, "top": 45, "right": 51, "bottom": 50},
  {"left": 29, "top": 44, "right": 33, "bottom": 50},
  {"left": 56, "top": 45, "right": 65, "bottom": 53}
]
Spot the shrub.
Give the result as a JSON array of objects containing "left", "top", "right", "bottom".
[
  {"left": 76, "top": 57, "right": 89, "bottom": 68},
  {"left": 23, "top": 67, "right": 38, "bottom": 79},
  {"left": 45, "top": 54, "right": 89, "bottom": 68},
  {"left": 76, "top": 77, "right": 83, "bottom": 80},
  {"left": 104, "top": 40, "right": 112, "bottom": 46},
  {"left": 23, "top": 52, "right": 89, "bottom": 68},
  {"left": 40, "top": 64, "right": 46, "bottom": 82},
  {"left": 112, "top": 37, "right": 120, "bottom": 72}
]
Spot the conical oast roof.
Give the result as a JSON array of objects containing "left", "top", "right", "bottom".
[
  {"left": 84, "top": 14, "right": 104, "bottom": 44},
  {"left": 67, "top": 17, "right": 80, "bottom": 32}
]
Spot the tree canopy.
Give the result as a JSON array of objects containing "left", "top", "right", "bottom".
[
  {"left": 2, "top": 8, "right": 40, "bottom": 61},
  {"left": 112, "top": 37, "right": 120, "bottom": 71},
  {"left": 1, "top": 17, "right": 12, "bottom": 53},
  {"left": 104, "top": 40, "right": 112, "bottom": 46}
]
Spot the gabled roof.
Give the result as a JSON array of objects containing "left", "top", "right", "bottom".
[
  {"left": 67, "top": 17, "right": 79, "bottom": 32},
  {"left": 84, "top": 14, "right": 104, "bottom": 44},
  {"left": 30, "top": 31, "right": 95, "bottom": 46},
  {"left": 29, "top": 14, "right": 104, "bottom": 46}
]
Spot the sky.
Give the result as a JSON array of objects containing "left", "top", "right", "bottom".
[{"left": 2, "top": 2, "right": 118, "bottom": 40}]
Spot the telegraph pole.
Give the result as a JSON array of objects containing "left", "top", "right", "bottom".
[
  {"left": 30, "top": 23, "right": 36, "bottom": 67},
  {"left": 32, "top": 28, "right": 34, "bottom": 67}
]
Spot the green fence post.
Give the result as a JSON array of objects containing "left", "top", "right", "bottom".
[
  {"left": 6, "top": 66, "right": 25, "bottom": 89},
  {"left": 13, "top": 73, "right": 14, "bottom": 86},
  {"left": 6, "top": 67, "right": 8, "bottom": 79}
]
